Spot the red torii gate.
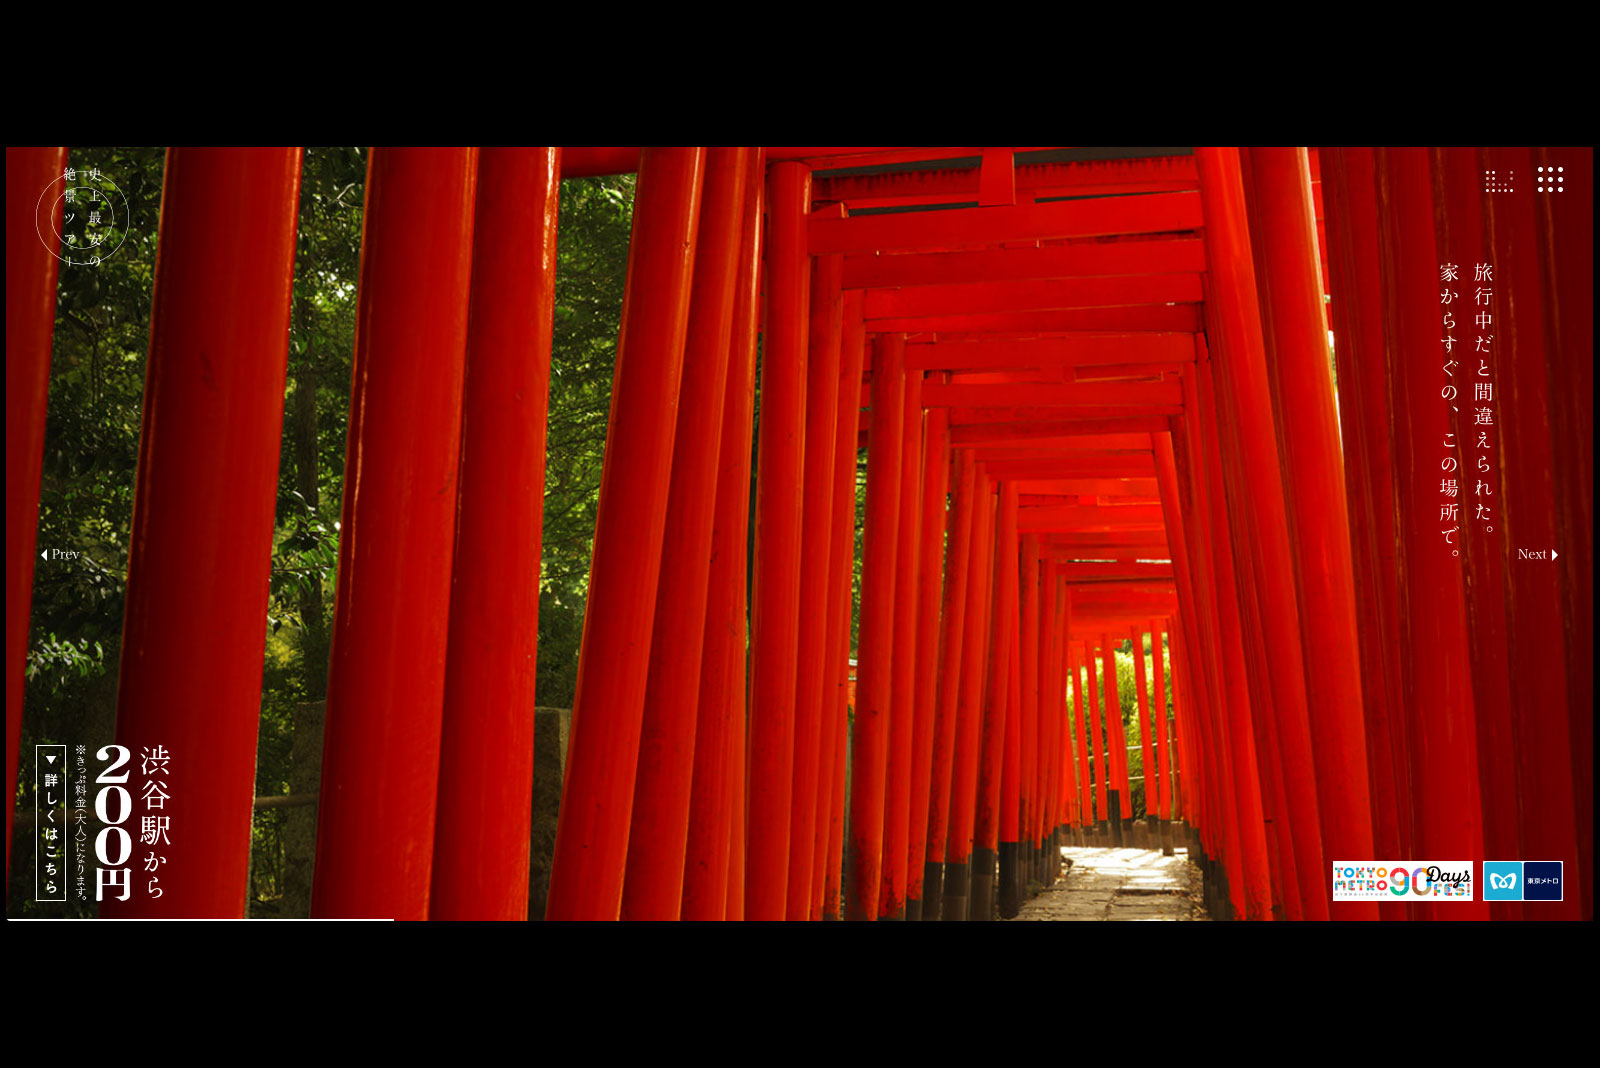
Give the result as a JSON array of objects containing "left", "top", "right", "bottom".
[{"left": 5, "top": 145, "right": 1590, "bottom": 921}]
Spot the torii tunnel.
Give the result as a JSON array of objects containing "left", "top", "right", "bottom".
[{"left": 6, "top": 146, "right": 1592, "bottom": 920}]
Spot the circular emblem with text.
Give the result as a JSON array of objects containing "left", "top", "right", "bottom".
[{"left": 36, "top": 165, "right": 131, "bottom": 267}]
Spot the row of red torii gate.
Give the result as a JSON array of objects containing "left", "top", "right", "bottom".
[{"left": 6, "top": 145, "right": 1591, "bottom": 920}]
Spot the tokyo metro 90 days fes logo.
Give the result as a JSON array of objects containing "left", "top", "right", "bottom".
[{"left": 1332, "top": 862, "right": 1475, "bottom": 901}]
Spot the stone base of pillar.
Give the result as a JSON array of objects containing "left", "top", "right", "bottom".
[
  {"left": 942, "top": 860, "right": 970, "bottom": 921},
  {"left": 922, "top": 861, "right": 944, "bottom": 920},
  {"left": 970, "top": 847, "right": 997, "bottom": 920},
  {"left": 998, "top": 841, "right": 1021, "bottom": 918}
]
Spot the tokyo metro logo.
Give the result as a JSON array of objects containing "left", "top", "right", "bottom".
[{"left": 1484, "top": 861, "right": 1563, "bottom": 901}]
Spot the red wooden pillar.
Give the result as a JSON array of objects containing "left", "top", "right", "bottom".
[
  {"left": 1097, "top": 638, "right": 1116, "bottom": 822},
  {"left": 1085, "top": 640, "right": 1107, "bottom": 833},
  {"left": 98, "top": 149, "right": 300, "bottom": 918},
  {"left": 1178, "top": 621, "right": 1192, "bottom": 827},
  {"left": 822, "top": 640, "right": 849, "bottom": 918},
  {"left": 1250, "top": 147, "right": 1380, "bottom": 919},
  {"left": 1044, "top": 570, "right": 1057, "bottom": 848},
  {"left": 1017, "top": 538, "right": 1040, "bottom": 890},
  {"left": 1188, "top": 546, "right": 1234, "bottom": 875},
  {"left": 942, "top": 469, "right": 994, "bottom": 920},
  {"left": 430, "top": 147, "right": 560, "bottom": 921},
  {"left": 1058, "top": 578, "right": 1076, "bottom": 837},
  {"left": 813, "top": 290, "right": 866, "bottom": 919},
  {"left": 1164, "top": 623, "right": 1181, "bottom": 817},
  {"left": 1204, "top": 316, "right": 1301, "bottom": 917},
  {"left": 681, "top": 152, "right": 763, "bottom": 921},
  {"left": 906, "top": 404, "right": 951, "bottom": 919},
  {"left": 1107, "top": 633, "right": 1132, "bottom": 831},
  {"left": 1225, "top": 493, "right": 1302, "bottom": 919},
  {"left": 543, "top": 147, "right": 705, "bottom": 920},
  {"left": 1052, "top": 574, "right": 1070, "bottom": 836},
  {"left": 1039, "top": 557, "right": 1058, "bottom": 861},
  {"left": 1427, "top": 147, "right": 1521, "bottom": 921},
  {"left": 1171, "top": 618, "right": 1197, "bottom": 828},
  {"left": 1350, "top": 148, "right": 1417, "bottom": 870},
  {"left": 1093, "top": 641, "right": 1106, "bottom": 832},
  {"left": 1068, "top": 642, "right": 1083, "bottom": 833},
  {"left": 1201, "top": 204, "right": 1287, "bottom": 918},
  {"left": 1373, "top": 147, "right": 1489, "bottom": 920},
  {"left": 1116, "top": 640, "right": 1134, "bottom": 816},
  {"left": 880, "top": 368, "right": 924, "bottom": 920},
  {"left": 923, "top": 450, "right": 976, "bottom": 918},
  {"left": 1037, "top": 575, "right": 1051, "bottom": 855},
  {"left": 998, "top": 593, "right": 1024, "bottom": 915},
  {"left": 1480, "top": 147, "right": 1583, "bottom": 919},
  {"left": 1189, "top": 357, "right": 1275, "bottom": 920},
  {"left": 1101, "top": 633, "right": 1132, "bottom": 836},
  {"left": 1192, "top": 221, "right": 1266, "bottom": 910},
  {"left": 1049, "top": 580, "right": 1063, "bottom": 843},
  {"left": 1196, "top": 147, "right": 1328, "bottom": 919},
  {"left": 311, "top": 148, "right": 477, "bottom": 919},
  {"left": 746, "top": 160, "right": 811, "bottom": 920},
  {"left": 1320, "top": 147, "right": 1412, "bottom": 918},
  {"left": 6, "top": 145, "right": 67, "bottom": 881},
  {"left": 1167, "top": 413, "right": 1229, "bottom": 868},
  {"left": 620, "top": 147, "right": 751, "bottom": 920},
  {"left": 1069, "top": 632, "right": 1092, "bottom": 835},
  {"left": 847, "top": 331, "right": 904, "bottom": 920},
  {"left": 784, "top": 249, "right": 843, "bottom": 920},
  {"left": 1151, "top": 620, "right": 1173, "bottom": 854},
  {"left": 816, "top": 294, "right": 867, "bottom": 919},
  {"left": 726, "top": 626, "right": 747, "bottom": 920},
  {"left": 1167, "top": 621, "right": 1188, "bottom": 824},
  {"left": 1170, "top": 396, "right": 1230, "bottom": 863},
  {"left": 1131, "top": 624, "right": 1155, "bottom": 833},
  {"left": 1064, "top": 617, "right": 1077, "bottom": 832},
  {"left": 972, "top": 480, "right": 1017, "bottom": 920},
  {"left": 1105, "top": 637, "right": 1129, "bottom": 826}
]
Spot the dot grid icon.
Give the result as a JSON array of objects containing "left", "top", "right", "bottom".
[
  {"left": 1536, "top": 166, "right": 1564, "bottom": 193},
  {"left": 1483, "top": 169, "right": 1514, "bottom": 194}
]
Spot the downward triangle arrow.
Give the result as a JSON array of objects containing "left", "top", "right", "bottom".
[{"left": 45, "top": 754, "right": 57, "bottom": 764}]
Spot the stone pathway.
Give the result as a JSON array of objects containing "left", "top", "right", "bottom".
[{"left": 1007, "top": 846, "right": 1209, "bottom": 921}]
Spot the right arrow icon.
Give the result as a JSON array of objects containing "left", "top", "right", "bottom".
[{"left": 1553, "top": 549, "right": 1559, "bottom": 559}]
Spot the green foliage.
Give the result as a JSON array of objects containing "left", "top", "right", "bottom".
[
  {"left": 30, "top": 147, "right": 165, "bottom": 675},
  {"left": 1063, "top": 635, "right": 1174, "bottom": 822},
  {"left": 267, "top": 491, "right": 340, "bottom": 636},
  {"left": 536, "top": 175, "right": 635, "bottom": 706},
  {"left": 26, "top": 633, "right": 105, "bottom": 692}
]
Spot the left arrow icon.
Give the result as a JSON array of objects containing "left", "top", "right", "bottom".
[{"left": 41, "top": 550, "right": 47, "bottom": 561}]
